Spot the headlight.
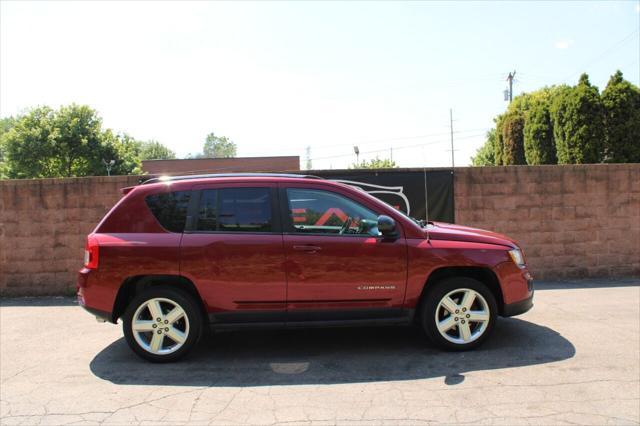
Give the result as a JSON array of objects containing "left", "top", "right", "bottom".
[{"left": 509, "top": 248, "right": 526, "bottom": 268}]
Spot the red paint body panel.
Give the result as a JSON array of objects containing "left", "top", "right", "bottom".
[
  {"left": 78, "top": 233, "right": 181, "bottom": 313},
  {"left": 77, "top": 175, "right": 533, "bottom": 323},
  {"left": 284, "top": 234, "right": 408, "bottom": 310},
  {"left": 180, "top": 233, "right": 287, "bottom": 313}
]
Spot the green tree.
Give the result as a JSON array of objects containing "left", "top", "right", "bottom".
[
  {"left": 601, "top": 70, "right": 640, "bottom": 163},
  {"left": 202, "top": 132, "right": 237, "bottom": 158},
  {"left": 350, "top": 156, "right": 397, "bottom": 169},
  {"left": 471, "top": 129, "right": 496, "bottom": 166},
  {"left": 523, "top": 89, "right": 557, "bottom": 165},
  {"left": 501, "top": 110, "right": 526, "bottom": 165},
  {"left": 4, "top": 104, "right": 140, "bottom": 178},
  {"left": 551, "top": 74, "right": 605, "bottom": 164},
  {"left": 106, "top": 133, "right": 143, "bottom": 176},
  {"left": 136, "top": 140, "right": 176, "bottom": 160},
  {"left": 0, "top": 116, "right": 16, "bottom": 179}
]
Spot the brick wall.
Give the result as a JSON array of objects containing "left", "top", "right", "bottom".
[
  {"left": 454, "top": 164, "right": 640, "bottom": 279},
  {"left": 0, "top": 176, "right": 141, "bottom": 296},
  {"left": 1, "top": 164, "right": 638, "bottom": 296}
]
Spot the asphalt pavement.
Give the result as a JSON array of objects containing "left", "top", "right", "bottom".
[{"left": 1, "top": 279, "right": 639, "bottom": 425}]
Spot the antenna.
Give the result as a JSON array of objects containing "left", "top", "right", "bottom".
[{"left": 421, "top": 145, "right": 429, "bottom": 240}]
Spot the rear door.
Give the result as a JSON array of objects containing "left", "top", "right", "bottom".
[
  {"left": 180, "top": 182, "right": 287, "bottom": 325},
  {"left": 280, "top": 184, "right": 408, "bottom": 322}
]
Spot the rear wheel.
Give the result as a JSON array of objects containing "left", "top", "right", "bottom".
[
  {"left": 123, "top": 286, "right": 202, "bottom": 362},
  {"left": 421, "top": 278, "right": 497, "bottom": 351}
]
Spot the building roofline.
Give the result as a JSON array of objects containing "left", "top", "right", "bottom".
[{"left": 141, "top": 155, "right": 300, "bottom": 162}]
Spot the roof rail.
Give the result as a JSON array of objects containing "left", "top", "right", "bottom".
[{"left": 141, "top": 172, "right": 323, "bottom": 185}]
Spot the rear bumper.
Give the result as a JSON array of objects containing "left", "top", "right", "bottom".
[
  {"left": 81, "top": 303, "right": 112, "bottom": 322},
  {"left": 77, "top": 268, "right": 114, "bottom": 323}
]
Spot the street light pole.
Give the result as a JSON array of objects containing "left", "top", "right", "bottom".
[{"left": 102, "top": 159, "right": 115, "bottom": 176}]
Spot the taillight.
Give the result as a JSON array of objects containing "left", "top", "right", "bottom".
[{"left": 84, "top": 236, "right": 99, "bottom": 269}]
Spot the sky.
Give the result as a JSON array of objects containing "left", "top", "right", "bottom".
[{"left": 1, "top": 1, "right": 639, "bottom": 170}]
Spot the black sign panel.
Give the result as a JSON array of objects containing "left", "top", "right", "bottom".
[{"left": 309, "top": 169, "right": 454, "bottom": 223}]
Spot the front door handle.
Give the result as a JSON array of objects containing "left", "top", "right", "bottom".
[{"left": 293, "top": 245, "right": 322, "bottom": 253}]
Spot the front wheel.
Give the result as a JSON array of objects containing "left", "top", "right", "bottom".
[
  {"left": 421, "top": 278, "right": 497, "bottom": 351},
  {"left": 123, "top": 286, "right": 202, "bottom": 362}
]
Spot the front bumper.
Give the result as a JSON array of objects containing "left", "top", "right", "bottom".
[{"left": 502, "top": 284, "right": 534, "bottom": 317}]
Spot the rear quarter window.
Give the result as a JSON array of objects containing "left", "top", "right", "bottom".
[{"left": 145, "top": 191, "right": 191, "bottom": 233}]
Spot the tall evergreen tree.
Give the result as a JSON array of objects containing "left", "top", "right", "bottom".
[
  {"left": 601, "top": 70, "right": 640, "bottom": 163},
  {"left": 523, "top": 89, "right": 557, "bottom": 164},
  {"left": 501, "top": 111, "right": 526, "bottom": 165},
  {"left": 551, "top": 74, "right": 605, "bottom": 164}
]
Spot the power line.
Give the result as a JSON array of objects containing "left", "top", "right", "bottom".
[
  {"left": 562, "top": 28, "right": 639, "bottom": 82},
  {"left": 315, "top": 127, "right": 488, "bottom": 150},
  {"left": 238, "top": 127, "right": 490, "bottom": 158},
  {"left": 308, "top": 132, "right": 485, "bottom": 162}
]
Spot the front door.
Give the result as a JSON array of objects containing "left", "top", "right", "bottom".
[
  {"left": 280, "top": 185, "right": 408, "bottom": 322},
  {"left": 180, "top": 183, "right": 287, "bottom": 325}
]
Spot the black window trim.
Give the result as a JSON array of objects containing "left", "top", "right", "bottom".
[
  {"left": 278, "top": 186, "right": 384, "bottom": 238},
  {"left": 185, "top": 186, "right": 282, "bottom": 235}
]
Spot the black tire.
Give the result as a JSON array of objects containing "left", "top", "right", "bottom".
[
  {"left": 123, "top": 286, "right": 202, "bottom": 363},
  {"left": 421, "top": 277, "right": 497, "bottom": 351}
]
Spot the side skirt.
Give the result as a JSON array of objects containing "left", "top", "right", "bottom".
[{"left": 208, "top": 308, "right": 415, "bottom": 330}]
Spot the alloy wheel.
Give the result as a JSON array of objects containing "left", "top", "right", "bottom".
[
  {"left": 131, "top": 297, "right": 190, "bottom": 355},
  {"left": 434, "top": 288, "right": 490, "bottom": 345}
]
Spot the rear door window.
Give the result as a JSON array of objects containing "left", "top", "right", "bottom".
[
  {"left": 145, "top": 191, "right": 191, "bottom": 233},
  {"left": 195, "top": 187, "right": 273, "bottom": 233}
]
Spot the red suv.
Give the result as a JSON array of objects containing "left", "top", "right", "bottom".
[{"left": 78, "top": 173, "right": 533, "bottom": 362}]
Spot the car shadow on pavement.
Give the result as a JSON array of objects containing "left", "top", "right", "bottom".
[{"left": 90, "top": 318, "right": 575, "bottom": 387}]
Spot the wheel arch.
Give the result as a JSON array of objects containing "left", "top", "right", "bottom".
[
  {"left": 416, "top": 266, "right": 504, "bottom": 321},
  {"left": 111, "top": 275, "right": 207, "bottom": 323}
]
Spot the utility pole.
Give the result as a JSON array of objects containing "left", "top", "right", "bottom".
[
  {"left": 390, "top": 147, "right": 393, "bottom": 162},
  {"left": 449, "top": 108, "right": 455, "bottom": 168},
  {"left": 506, "top": 70, "right": 516, "bottom": 102}
]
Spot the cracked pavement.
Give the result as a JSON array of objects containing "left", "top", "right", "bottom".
[{"left": 1, "top": 279, "right": 639, "bottom": 425}]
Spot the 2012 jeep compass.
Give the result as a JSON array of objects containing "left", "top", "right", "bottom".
[{"left": 78, "top": 173, "right": 534, "bottom": 362}]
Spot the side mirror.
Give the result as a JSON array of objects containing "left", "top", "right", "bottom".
[{"left": 377, "top": 215, "right": 397, "bottom": 237}]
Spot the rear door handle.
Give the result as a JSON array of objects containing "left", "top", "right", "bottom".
[{"left": 293, "top": 245, "right": 322, "bottom": 252}]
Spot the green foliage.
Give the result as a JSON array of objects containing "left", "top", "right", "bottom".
[
  {"left": 523, "top": 89, "right": 557, "bottom": 165},
  {"left": 350, "top": 157, "right": 398, "bottom": 169},
  {"left": 136, "top": 140, "right": 176, "bottom": 160},
  {"left": 3, "top": 104, "right": 141, "bottom": 178},
  {"left": 202, "top": 132, "right": 237, "bottom": 158},
  {"left": 601, "top": 70, "right": 640, "bottom": 163},
  {"left": 0, "top": 116, "right": 16, "bottom": 179},
  {"left": 551, "top": 74, "right": 605, "bottom": 164},
  {"left": 478, "top": 71, "right": 639, "bottom": 167},
  {"left": 501, "top": 110, "right": 526, "bottom": 165},
  {"left": 493, "top": 115, "right": 505, "bottom": 165},
  {"left": 471, "top": 129, "right": 496, "bottom": 166}
]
